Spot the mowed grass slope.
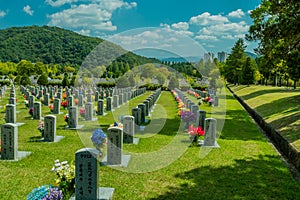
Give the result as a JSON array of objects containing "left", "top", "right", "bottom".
[
  {"left": 0, "top": 88, "right": 299, "bottom": 199},
  {"left": 229, "top": 85, "right": 300, "bottom": 150}
]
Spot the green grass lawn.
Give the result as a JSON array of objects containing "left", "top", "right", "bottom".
[
  {"left": 229, "top": 85, "right": 300, "bottom": 150},
  {"left": 0, "top": 87, "right": 300, "bottom": 199}
]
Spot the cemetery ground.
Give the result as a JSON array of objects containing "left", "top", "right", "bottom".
[
  {"left": 0, "top": 87, "right": 300, "bottom": 199},
  {"left": 229, "top": 85, "right": 300, "bottom": 150}
]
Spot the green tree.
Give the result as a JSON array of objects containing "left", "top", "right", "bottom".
[
  {"left": 62, "top": 73, "right": 70, "bottom": 87},
  {"left": 37, "top": 73, "right": 48, "bottom": 85},
  {"left": 141, "top": 64, "right": 156, "bottom": 79},
  {"left": 127, "top": 71, "right": 135, "bottom": 87},
  {"left": 224, "top": 38, "right": 247, "bottom": 84},
  {"left": 20, "top": 74, "right": 31, "bottom": 86},
  {"left": 116, "top": 76, "right": 130, "bottom": 88},
  {"left": 241, "top": 57, "right": 256, "bottom": 85},
  {"left": 156, "top": 73, "right": 166, "bottom": 85},
  {"left": 168, "top": 76, "right": 179, "bottom": 90}
]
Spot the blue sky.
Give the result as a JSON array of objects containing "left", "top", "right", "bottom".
[{"left": 0, "top": 0, "right": 261, "bottom": 58}]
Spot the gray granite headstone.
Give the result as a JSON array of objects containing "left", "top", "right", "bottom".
[
  {"left": 191, "top": 104, "right": 199, "bottom": 123},
  {"left": 5, "top": 104, "right": 16, "bottom": 124},
  {"left": 84, "top": 103, "right": 93, "bottom": 121},
  {"left": 143, "top": 100, "right": 149, "bottom": 116},
  {"left": 214, "top": 96, "right": 219, "bottom": 107},
  {"left": 87, "top": 94, "right": 92, "bottom": 103},
  {"left": 97, "top": 100, "right": 104, "bottom": 116},
  {"left": 44, "top": 93, "right": 49, "bottom": 106},
  {"left": 123, "top": 115, "right": 135, "bottom": 143},
  {"left": 68, "top": 106, "right": 78, "bottom": 129},
  {"left": 44, "top": 115, "right": 56, "bottom": 142},
  {"left": 197, "top": 110, "right": 206, "bottom": 129},
  {"left": 107, "top": 127, "right": 123, "bottom": 165},
  {"left": 132, "top": 108, "right": 141, "bottom": 126},
  {"left": 137, "top": 103, "right": 146, "bottom": 123},
  {"left": 29, "top": 95, "right": 34, "bottom": 108},
  {"left": 1, "top": 123, "right": 17, "bottom": 160},
  {"left": 78, "top": 94, "right": 83, "bottom": 107},
  {"left": 113, "top": 95, "right": 118, "bottom": 108},
  {"left": 67, "top": 96, "right": 74, "bottom": 109},
  {"left": 106, "top": 97, "right": 112, "bottom": 111},
  {"left": 8, "top": 97, "right": 16, "bottom": 105},
  {"left": 204, "top": 118, "right": 218, "bottom": 146},
  {"left": 33, "top": 102, "right": 42, "bottom": 120},
  {"left": 53, "top": 98, "right": 61, "bottom": 114}
]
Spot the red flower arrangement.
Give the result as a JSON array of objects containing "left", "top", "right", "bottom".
[
  {"left": 187, "top": 125, "right": 205, "bottom": 144},
  {"left": 61, "top": 101, "right": 68, "bottom": 109}
]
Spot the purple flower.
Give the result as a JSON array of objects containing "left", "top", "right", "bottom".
[
  {"left": 91, "top": 129, "right": 106, "bottom": 148},
  {"left": 180, "top": 111, "right": 195, "bottom": 122}
]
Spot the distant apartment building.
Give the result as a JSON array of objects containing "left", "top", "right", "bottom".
[
  {"left": 203, "top": 52, "right": 214, "bottom": 62},
  {"left": 217, "top": 51, "right": 228, "bottom": 62}
]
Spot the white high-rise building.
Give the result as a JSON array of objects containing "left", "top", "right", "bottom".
[{"left": 217, "top": 51, "right": 228, "bottom": 62}]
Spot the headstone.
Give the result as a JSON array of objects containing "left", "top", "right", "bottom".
[
  {"left": 191, "top": 104, "right": 199, "bottom": 123},
  {"left": 137, "top": 103, "right": 146, "bottom": 123},
  {"left": 67, "top": 96, "right": 74, "bottom": 109},
  {"left": 118, "top": 94, "right": 123, "bottom": 105},
  {"left": 68, "top": 106, "right": 78, "bottom": 129},
  {"left": 132, "top": 108, "right": 141, "bottom": 126},
  {"left": 97, "top": 100, "right": 104, "bottom": 116},
  {"left": 5, "top": 104, "right": 16, "bottom": 124},
  {"left": 123, "top": 116, "right": 135, "bottom": 143},
  {"left": 214, "top": 96, "right": 219, "bottom": 107},
  {"left": 95, "top": 91, "right": 99, "bottom": 102},
  {"left": 204, "top": 118, "right": 217, "bottom": 146},
  {"left": 106, "top": 97, "right": 112, "bottom": 111},
  {"left": 57, "top": 92, "right": 62, "bottom": 101},
  {"left": 1, "top": 123, "right": 17, "bottom": 160},
  {"left": 107, "top": 127, "right": 123, "bottom": 165},
  {"left": 75, "top": 148, "right": 99, "bottom": 199},
  {"left": 29, "top": 95, "right": 34, "bottom": 108},
  {"left": 33, "top": 102, "right": 42, "bottom": 120},
  {"left": 87, "top": 94, "right": 92, "bottom": 103},
  {"left": 44, "top": 115, "right": 56, "bottom": 142},
  {"left": 44, "top": 93, "right": 49, "bottom": 106},
  {"left": 78, "top": 94, "right": 83, "bottom": 107},
  {"left": 143, "top": 100, "right": 149, "bottom": 116},
  {"left": 197, "top": 110, "right": 206, "bottom": 129},
  {"left": 53, "top": 98, "right": 61, "bottom": 114},
  {"left": 8, "top": 97, "right": 16, "bottom": 105},
  {"left": 84, "top": 103, "right": 93, "bottom": 121},
  {"left": 113, "top": 95, "right": 118, "bottom": 108}
]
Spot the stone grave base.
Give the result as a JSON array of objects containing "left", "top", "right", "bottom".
[
  {"left": 97, "top": 112, "right": 108, "bottom": 116},
  {"left": 40, "top": 136, "right": 64, "bottom": 143},
  {"left": 133, "top": 138, "right": 139, "bottom": 145},
  {"left": 53, "top": 112, "right": 64, "bottom": 114},
  {"left": 139, "top": 126, "right": 145, "bottom": 131},
  {"left": 66, "top": 125, "right": 84, "bottom": 130},
  {"left": 0, "top": 151, "right": 32, "bottom": 162},
  {"left": 84, "top": 118, "right": 98, "bottom": 122},
  {"left": 16, "top": 122, "right": 25, "bottom": 127},
  {"left": 70, "top": 187, "right": 115, "bottom": 200},
  {"left": 200, "top": 140, "right": 220, "bottom": 148},
  {"left": 101, "top": 155, "right": 131, "bottom": 167}
]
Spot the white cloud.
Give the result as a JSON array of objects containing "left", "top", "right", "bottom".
[
  {"left": 195, "top": 35, "right": 218, "bottom": 41},
  {"left": 221, "top": 34, "right": 245, "bottom": 40},
  {"left": 171, "top": 22, "right": 189, "bottom": 30},
  {"left": 198, "top": 21, "right": 249, "bottom": 36},
  {"left": 45, "top": 0, "right": 79, "bottom": 7},
  {"left": 0, "top": 10, "right": 6, "bottom": 17},
  {"left": 76, "top": 29, "right": 91, "bottom": 36},
  {"left": 189, "top": 12, "right": 229, "bottom": 25},
  {"left": 23, "top": 5, "right": 34, "bottom": 16},
  {"left": 47, "top": 0, "right": 137, "bottom": 31},
  {"left": 228, "top": 9, "right": 245, "bottom": 18}
]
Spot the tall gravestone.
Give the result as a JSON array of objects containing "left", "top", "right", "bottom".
[
  {"left": 87, "top": 94, "right": 92, "bottom": 103},
  {"left": 204, "top": 118, "right": 217, "bottom": 146},
  {"left": 44, "top": 93, "right": 49, "bottom": 106},
  {"left": 132, "top": 108, "right": 141, "bottom": 126},
  {"left": 1, "top": 123, "right": 17, "bottom": 160},
  {"left": 5, "top": 104, "right": 16, "bottom": 124},
  {"left": 67, "top": 96, "right": 74, "bottom": 109},
  {"left": 106, "top": 97, "right": 112, "bottom": 111},
  {"left": 191, "top": 104, "right": 199, "bottom": 123},
  {"left": 53, "top": 98, "right": 61, "bottom": 114},
  {"left": 107, "top": 127, "right": 123, "bottom": 165},
  {"left": 33, "top": 102, "right": 42, "bottom": 120},
  {"left": 143, "top": 100, "right": 149, "bottom": 116},
  {"left": 29, "top": 95, "right": 34, "bottom": 108},
  {"left": 78, "top": 94, "right": 83, "bottom": 107},
  {"left": 68, "top": 106, "right": 78, "bottom": 129},
  {"left": 123, "top": 116, "right": 135, "bottom": 143},
  {"left": 8, "top": 97, "right": 16, "bottom": 105},
  {"left": 214, "top": 96, "right": 219, "bottom": 107},
  {"left": 113, "top": 95, "right": 118, "bottom": 108},
  {"left": 44, "top": 115, "right": 56, "bottom": 142},
  {"left": 97, "top": 100, "right": 104, "bottom": 116},
  {"left": 197, "top": 110, "right": 206, "bottom": 129},
  {"left": 84, "top": 103, "right": 93, "bottom": 121},
  {"left": 137, "top": 103, "right": 146, "bottom": 123}
]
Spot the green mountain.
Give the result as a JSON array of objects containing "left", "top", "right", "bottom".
[{"left": 0, "top": 25, "right": 158, "bottom": 67}]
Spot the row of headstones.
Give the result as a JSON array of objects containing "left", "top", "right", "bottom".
[
  {"left": 1, "top": 115, "right": 58, "bottom": 160},
  {"left": 175, "top": 88, "right": 200, "bottom": 123},
  {"left": 0, "top": 85, "right": 8, "bottom": 98},
  {"left": 132, "top": 88, "right": 161, "bottom": 125},
  {"left": 175, "top": 88, "right": 218, "bottom": 146},
  {"left": 193, "top": 88, "right": 219, "bottom": 107}
]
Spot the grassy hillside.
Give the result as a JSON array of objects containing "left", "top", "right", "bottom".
[{"left": 229, "top": 85, "right": 300, "bottom": 149}]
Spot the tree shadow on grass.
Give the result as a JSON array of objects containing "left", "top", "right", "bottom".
[
  {"left": 240, "top": 88, "right": 298, "bottom": 101},
  {"left": 151, "top": 155, "right": 300, "bottom": 200},
  {"left": 221, "top": 109, "right": 266, "bottom": 141}
]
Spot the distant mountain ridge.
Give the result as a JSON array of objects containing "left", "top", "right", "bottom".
[{"left": 0, "top": 25, "right": 158, "bottom": 66}]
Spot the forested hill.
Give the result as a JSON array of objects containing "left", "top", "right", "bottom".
[{"left": 0, "top": 25, "right": 158, "bottom": 67}]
